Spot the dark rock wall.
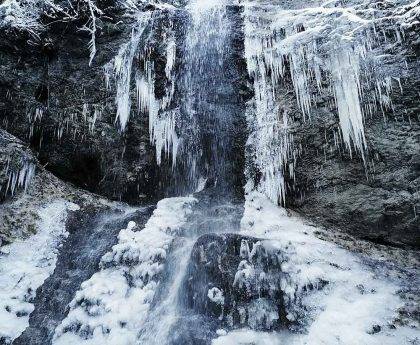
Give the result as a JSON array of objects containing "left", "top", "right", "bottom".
[
  {"left": 286, "top": 38, "right": 420, "bottom": 248},
  {"left": 0, "top": 3, "right": 160, "bottom": 203}
]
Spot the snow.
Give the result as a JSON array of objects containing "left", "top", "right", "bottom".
[
  {"left": 208, "top": 287, "right": 225, "bottom": 306},
  {"left": 53, "top": 196, "right": 197, "bottom": 345},
  {"left": 213, "top": 329, "right": 290, "bottom": 345},
  {"left": 212, "top": 183, "right": 419, "bottom": 344},
  {"left": 0, "top": 200, "right": 78, "bottom": 344}
]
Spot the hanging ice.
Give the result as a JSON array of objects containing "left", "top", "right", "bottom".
[
  {"left": 114, "top": 13, "right": 150, "bottom": 132},
  {"left": 330, "top": 47, "right": 367, "bottom": 156},
  {"left": 243, "top": 0, "right": 410, "bottom": 204},
  {"left": 3, "top": 158, "right": 35, "bottom": 197}
]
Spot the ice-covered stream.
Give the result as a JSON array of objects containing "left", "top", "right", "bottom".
[{"left": 30, "top": 188, "right": 417, "bottom": 345}]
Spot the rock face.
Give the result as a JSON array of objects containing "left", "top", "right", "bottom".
[
  {"left": 181, "top": 234, "right": 288, "bottom": 333},
  {"left": 0, "top": 2, "right": 162, "bottom": 202},
  {"left": 0, "top": 0, "right": 419, "bottom": 248},
  {"left": 287, "top": 29, "right": 420, "bottom": 249},
  {"left": 243, "top": 0, "right": 420, "bottom": 249}
]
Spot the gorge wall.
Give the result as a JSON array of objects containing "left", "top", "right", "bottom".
[{"left": 0, "top": 0, "right": 419, "bottom": 248}]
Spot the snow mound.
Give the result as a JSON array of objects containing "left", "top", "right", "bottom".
[{"left": 53, "top": 196, "right": 197, "bottom": 345}]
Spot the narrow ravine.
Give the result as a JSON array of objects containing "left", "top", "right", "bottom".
[{"left": 0, "top": 0, "right": 418, "bottom": 344}]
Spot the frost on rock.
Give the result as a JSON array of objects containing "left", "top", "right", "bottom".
[
  {"left": 53, "top": 196, "right": 197, "bottom": 345},
  {"left": 80, "top": 0, "right": 103, "bottom": 66},
  {"left": 243, "top": 0, "right": 418, "bottom": 204},
  {"left": 0, "top": 0, "right": 44, "bottom": 34},
  {"left": 0, "top": 0, "right": 105, "bottom": 64},
  {"left": 224, "top": 184, "right": 419, "bottom": 344},
  {"left": 0, "top": 200, "right": 76, "bottom": 344}
]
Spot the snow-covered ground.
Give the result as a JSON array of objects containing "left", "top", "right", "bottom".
[
  {"left": 53, "top": 196, "right": 197, "bottom": 345},
  {"left": 0, "top": 200, "right": 78, "bottom": 343},
  {"left": 1, "top": 190, "right": 417, "bottom": 345},
  {"left": 213, "top": 184, "right": 419, "bottom": 345}
]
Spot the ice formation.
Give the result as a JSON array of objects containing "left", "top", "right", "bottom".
[
  {"left": 113, "top": 13, "right": 150, "bottom": 132},
  {"left": 243, "top": 0, "right": 417, "bottom": 204},
  {"left": 0, "top": 200, "right": 77, "bottom": 343},
  {"left": 215, "top": 182, "right": 419, "bottom": 344},
  {"left": 151, "top": 110, "right": 180, "bottom": 167},
  {"left": 105, "top": 13, "right": 180, "bottom": 166},
  {"left": 53, "top": 196, "right": 197, "bottom": 345},
  {"left": 3, "top": 157, "right": 35, "bottom": 197},
  {"left": 80, "top": 0, "right": 103, "bottom": 66}
]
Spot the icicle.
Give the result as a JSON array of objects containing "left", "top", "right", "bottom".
[
  {"left": 135, "top": 74, "right": 150, "bottom": 114},
  {"left": 151, "top": 110, "right": 179, "bottom": 167},
  {"left": 114, "top": 13, "right": 150, "bottom": 132},
  {"left": 165, "top": 37, "right": 176, "bottom": 79},
  {"left": 103, "top": 62, "right": 113, "bottom": 90},
  {"left": 330, "top": 47, "right": 367, "bottom": 156},
  {"left": 4, "top": 159, "right": 35, "bottom": 197}
]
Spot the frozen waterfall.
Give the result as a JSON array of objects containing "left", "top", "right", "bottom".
[{"left": 0, "top": 0, "right": 418, "bottom": 344}]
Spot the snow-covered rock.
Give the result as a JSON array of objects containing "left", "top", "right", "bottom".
[
  {"left": 212, "top": 187, "right": 419, "bottom": 344},
  {"left": 0, "top": 200, "right": 77, "bottom": 344},
  {"left": 53, "top": 196, "right": 197, "bottom": 345}
]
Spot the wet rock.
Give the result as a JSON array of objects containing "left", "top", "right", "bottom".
[{"left": 182, "top": 233, "right": 289, "bottom": 332}]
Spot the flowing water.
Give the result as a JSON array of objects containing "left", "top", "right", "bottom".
[
  {"left": 137, "top": 3, "right": 247, "bottom": 340},
  {"left": 137, "top": 189, "right": 244, "bottom": 344},
  {"left": 169, "top": 0, "right": 246, "bottom": 194},
  {"left": 135, "top": 1, "right": 249, "bottom": 342}
]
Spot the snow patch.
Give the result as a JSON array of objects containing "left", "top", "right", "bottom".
[{"left": 0, "top": 200, "right": 76, "bottom": 343}]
